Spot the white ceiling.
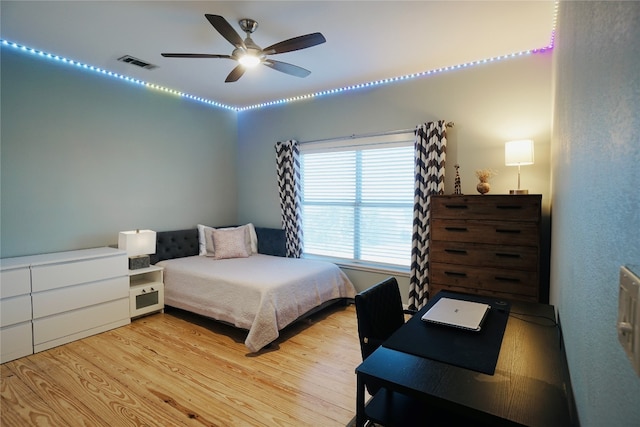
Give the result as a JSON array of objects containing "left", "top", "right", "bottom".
[{"left": 1, "top": 1, "right": 556, "bottom": 108}]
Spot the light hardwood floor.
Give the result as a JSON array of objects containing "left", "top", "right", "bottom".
[{"left": 1, "top": 303, "right": 364, "bottom": 427}]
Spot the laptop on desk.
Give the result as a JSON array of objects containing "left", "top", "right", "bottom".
[{"left": 421, "top": 297, "right": 491, "bottom": 332}]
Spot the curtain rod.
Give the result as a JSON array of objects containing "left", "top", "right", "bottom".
[{"left": 299, "top": 122, "right": 454, "bottom": 145}]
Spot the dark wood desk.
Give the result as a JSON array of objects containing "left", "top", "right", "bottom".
[{"left": 355, "top": 298, "right": 577, "bottom": 427}]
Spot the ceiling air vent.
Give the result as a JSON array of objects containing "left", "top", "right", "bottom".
[{"left": 117, "top": 55, "right": 158, "bottom": 70}]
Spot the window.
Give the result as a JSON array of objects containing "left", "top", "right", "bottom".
[{"left": 300, "top": 132, "right": 414, "bottom": 268}]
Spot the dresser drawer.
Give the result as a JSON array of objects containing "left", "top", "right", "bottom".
[
  {"left": 430, "top": 241, "right": 538, "bottom": 270},
  {"left": 429, "top": 283, "right": 539, "bottom": 303},
  {"left": 33, "top": 298, "right": 130, "bottom": 351},
  {"left": 1, "top": 294, "right": 32, "bottom": 326},
  {"left": 430, "top": 263, "right": 538, "bottom": 298},
  {"left": 32, "top": 276, "right": 129, "bottom": 319},
  {"left": 31, "top": 254, "right": 126, "bottom": 292},
  {"left": 431, "top": 195, "right": 541, "bottom": 221},
  {"left": 431, "top": 219, "right": 539, "bottom": 247},
  {"left": 0, "top": 267, "right": 31, "bottom": 298},
  {"left": 1, "top": 322, "right": 33, "bottom": 363}
]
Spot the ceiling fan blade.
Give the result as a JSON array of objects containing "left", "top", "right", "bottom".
[
  {"left": 263, "top": 60, "right": 311, "bottom": 78},
  {"left": 205, "top": 14, "right": 245, "bottom": 49},
  {"left": 262, "top": 32, "right": 326, "bottom": 55},
  {"left": 225, "top": 64, "right": 246, "bottom": 83},
  {"left": 161, "top": 53, "right": 232, "bottom": 59}
]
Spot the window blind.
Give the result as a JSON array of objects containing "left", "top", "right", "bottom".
[{"left": 300, "top": 133, "right": 414, "bottom": 268}]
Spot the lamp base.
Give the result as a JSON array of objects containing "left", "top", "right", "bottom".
[
  {"left": 509, "top": 189, "right": 529, "bottom": 195},
  {"left": 129, "top": 255, "right": 150, "bottom": 270}
]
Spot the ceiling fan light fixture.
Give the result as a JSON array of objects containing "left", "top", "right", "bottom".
[
  {"left": 162, "top": 14, "right": 327, "bottom": 81},
  {"left": 238, "top": 53, "right": 261, "bottom": 68}
]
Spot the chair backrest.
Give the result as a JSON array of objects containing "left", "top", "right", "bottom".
[{"left": 355, "top": 277, "right": 406, "bottom": 361}]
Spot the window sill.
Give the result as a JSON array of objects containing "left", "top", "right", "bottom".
[{"left": 302, "top": 255, "right": 410, "bottom": 277}]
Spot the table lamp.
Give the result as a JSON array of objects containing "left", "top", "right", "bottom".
[
  {"left": 118, "top": 229, "right": 156, "bottom": 269},
  {"left": 505, "top": 140, "right": 534, "bottom": 195}
]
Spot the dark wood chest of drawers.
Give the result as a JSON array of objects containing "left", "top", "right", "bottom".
[{"left": 429, "top": 194, "right": 542, "bottom": 302}]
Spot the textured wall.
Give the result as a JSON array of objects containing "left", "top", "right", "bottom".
[
  {"left": 1, "top": 48, "right": 238, "bottom": 257},
  {"left": 551, "top": 2, "right": 640, "bottom": 425}
]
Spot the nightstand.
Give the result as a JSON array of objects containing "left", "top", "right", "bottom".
[{"left": 128, "top": 265, "right": 164, "bottom": 319}]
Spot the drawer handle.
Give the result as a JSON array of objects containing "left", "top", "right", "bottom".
[
  {"left": 496, "top": 205, "right": 524, "bottom": 210},
  {"left": 445, "top": 227, "right": 468, "bottom": 232},
  {"left": 445, "top": 271, "right": 467, "bottom": 277},
  {"left": 444, "top": 204, "right": 468, "bottom": 209},
  {"left": 495, "top": 253, "right": 521, "bottom": 259},
  {"left": 495, "top": 228, "right": 521, "bottom": 234},
  {"left": 495, "top": 276, "right": 521, "bottom": 283},
  {"left": 445, "top": 249, "right": 468, "bottom": 255}
]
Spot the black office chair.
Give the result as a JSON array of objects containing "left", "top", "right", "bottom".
[
  {"left": 355, "top": 278, "right": 472, "bottom": 427},
  {"left": 355, "top": 277, "right": 414, "bottom": 395}
]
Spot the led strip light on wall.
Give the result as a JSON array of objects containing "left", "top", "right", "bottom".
[
  {"left": 238, "top": 47, "right": 554, "bottom": 112},
  {"left": 1, "top": 2, "right": 558, "bottom": 112},
  {"left": 0, "top": 39, "right": 237, "bottom": 111}
]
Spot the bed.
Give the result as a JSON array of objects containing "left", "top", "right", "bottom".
[{"left": 150, "top": 225, "right": 356, "bottom": 352}]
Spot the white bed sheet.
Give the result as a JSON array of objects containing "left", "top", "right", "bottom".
[{"left": 157, "top": 254, "right": 356, "bottom": 352}]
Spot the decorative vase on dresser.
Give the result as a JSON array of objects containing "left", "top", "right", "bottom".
[{"left": 428, "top": 194, "right": 542, "bottom": 302}]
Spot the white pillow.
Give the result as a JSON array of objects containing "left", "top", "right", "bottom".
[
  {"left": 197, "top": 223, "right": 258, "bottom": 256},
  {"left": 204, "top": 227, "right": 217, "bottom": 256},
  {"left": 211, "top": 228, "right": 250, "bottom": 259},
  {"left": 246, "top": 223, "right": 258, "bottom": 254},
  {"left": 197, "top": 224, "right": 213, "bottom": 256}
]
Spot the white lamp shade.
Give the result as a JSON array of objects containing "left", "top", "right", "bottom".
[
  {"left": 118, "top": 229, "right": 156, "bottom": 256},
  {"left": 505, "top": 140, "right": 535, "bottom": 166}
]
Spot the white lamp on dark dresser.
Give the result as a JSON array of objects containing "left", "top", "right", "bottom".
[{"left": 505, "top": 139, "right": 534, "bottom": 195}]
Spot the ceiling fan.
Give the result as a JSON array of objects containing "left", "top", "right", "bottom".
[{"left": 161, "top": 14, "right": 326, "bottom": 83}]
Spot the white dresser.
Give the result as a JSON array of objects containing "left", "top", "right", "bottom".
[
  {"left": 0, "top": 259, "right": 33, "bottom": 363},
  {"left": 1, "top": 247, "right": 130, "bottom": 362}
]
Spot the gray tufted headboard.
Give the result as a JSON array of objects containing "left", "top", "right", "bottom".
[{"left": 150, "top": 226, "right": 287, "bottom": 264}]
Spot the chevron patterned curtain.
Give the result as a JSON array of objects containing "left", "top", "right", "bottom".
[
  {"left": 275, "top": 140, "right": 303, "bottom": 258},
  {"left": 408, "top": 121, "right": 447, "bottom": 310}
]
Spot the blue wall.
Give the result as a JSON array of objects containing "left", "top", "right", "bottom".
[
  {"left": 1, "top": 48, "right": 238, "bottom": 257},
  {"left": 551, "top": 2, "right": 640, "bottom": 425}
]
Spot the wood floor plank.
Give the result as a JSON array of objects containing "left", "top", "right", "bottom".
[
  {"left": 79, "top": 320, "right": 309, "bottom": 426},
  {"left": 50, "top": 344, "right": 194, "bottom": 426},
  {"left": 96, "top": 328, "right": 315, "bottom": 426},
  {"left": 64, "top": 335, "right": 219, "bottom": 427},
  {"left": 1, "top": 363, "right": 70, "bottom": 426},
  {"left": 2, "top": 303, "right": 363, "bottom": 427},
  {"left": 143, "top": 306, "right": 360, "bottom": 405},
  {"left": 4, "top": 355, "right": 110, "bottom": 426},
  {"left": 122, "top": 310, "right": 355, "bottom": 424}
]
